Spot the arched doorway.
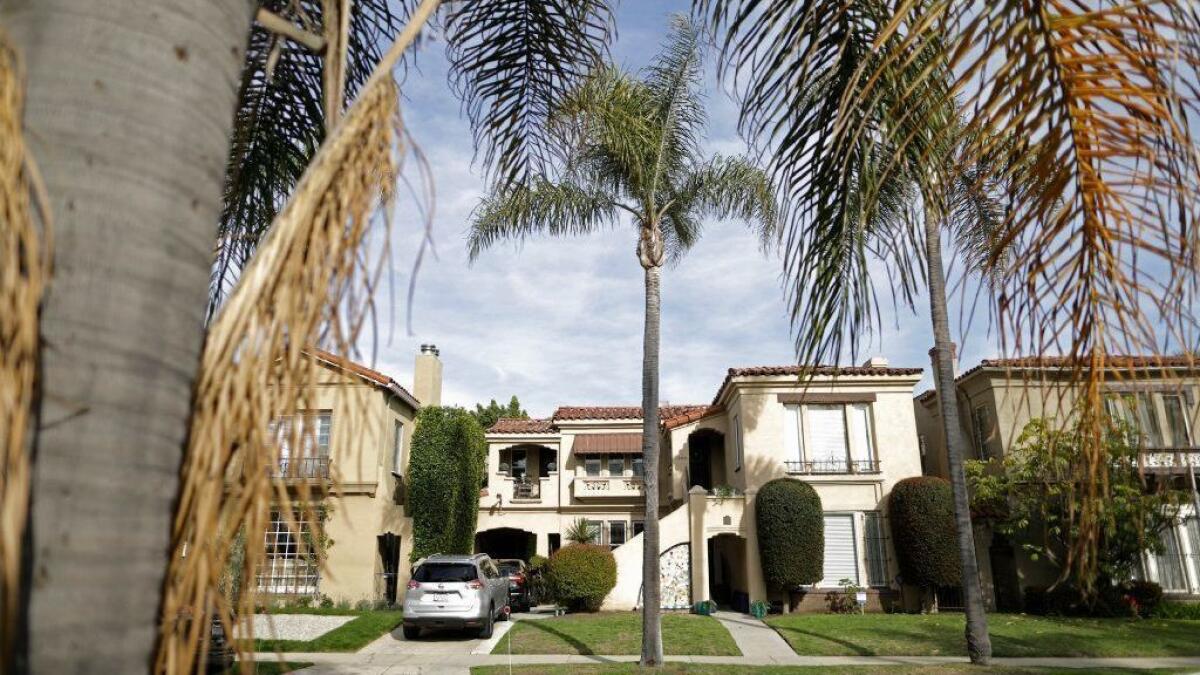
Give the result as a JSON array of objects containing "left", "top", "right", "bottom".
[
  {"left": 688, "top": 429, "right": 725, "bottom": 491},
  {"left": 475, "top": 527, "right": 536, "bottom": 561},
  {"left": 708, "top": 533, "right": 747, "bottom": 610}
]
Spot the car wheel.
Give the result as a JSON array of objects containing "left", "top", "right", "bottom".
[
  {"left": 498, "top": 604, "right": 511, "bottom": 621},
  {"left": 402, "top": 625, "right": 421, "bottom": 640},
  {"left": 477, "top": 605, "right": 494, "bottom": 639}
]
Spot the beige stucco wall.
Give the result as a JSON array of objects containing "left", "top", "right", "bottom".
[{"left": 274, "top": 364, "right": 417, "bottom": 603}]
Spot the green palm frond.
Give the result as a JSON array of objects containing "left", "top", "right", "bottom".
[
  {"left": 443, "top": 0, "right": 616, "bottom": 189},
  {"left": 210, "top": 0, "right": 406, "bottom": 318},
  {"left": 468, "top": 178, "right": 621, "bottom": 260}
]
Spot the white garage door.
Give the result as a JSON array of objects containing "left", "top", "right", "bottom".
[{"left": 819, "top": 514, "right": 859, "bottom": 587}]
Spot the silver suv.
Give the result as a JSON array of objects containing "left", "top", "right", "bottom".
[{"left": 402, "top": 553, "right": 509, "bottom": 639}]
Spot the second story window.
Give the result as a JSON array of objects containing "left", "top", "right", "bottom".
[
  {"left": 1105, "top": 389, "right": 1196, "bottom": 449},
  {"left": 971, "top": 405, "right": 992, "bottom": 460},
  {"left": 785, "top": 402, "right": 878, "bottom": 474},
  {"left": 584, "top": 457, "right": 601, "bottom": 477},
  {"left": 631, "top": 456, "right": 645, "bottom": 477},
  {"left": 392, "top": 420, "right": 403, "bottom": 475},
  {"left": 270, "top": 411, "right": 331, "bottom": 478},
  {"left": 608, "top": 455, "right": 625, "bottom": 476},
  {"left": 1162, "top": 394, "right": 1193, "bottom": 447},
  {"left": 733, "top": 414, "right": 744, "bottom": 471}
]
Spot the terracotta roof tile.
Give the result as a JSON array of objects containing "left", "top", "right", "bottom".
[
  {"left": 662, "top": 404, "right": 724, "bottom": 430},
  {"left": 552, "top": 404, "right": 711, "bottom": 421},
  {"left": 309, "top": 348, "right": 419, "bottom": 407},
  {"left": 488, "top": 418, "right": 556, "bottom": 434},
  {"left": 714, "top": 364, "right": 923, "bottom": 404}
]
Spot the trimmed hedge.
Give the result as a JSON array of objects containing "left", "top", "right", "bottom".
[
  {"left": 546, "top": 544, "right": 616, "bottom": 612},
  {"left": 756, "top": 478, "right": 823, "bottom": 589},
  {"left": 408, "top": 406, "right": 486, "bottom": 561},
  {"left": 889, "top": 476, "right": 960, "bottom": 588}
]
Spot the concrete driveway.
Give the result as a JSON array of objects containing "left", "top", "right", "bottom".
[{"left": 360, "top": 606, "right": 554, "bottom": 657}]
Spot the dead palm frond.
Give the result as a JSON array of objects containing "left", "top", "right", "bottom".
[
  {"left": 699, "top": 0, "right": 1200, "bottom": 592},
  {"left": 0, "top": 28, "right": 50, "bottom": 668},
  {"left": 154, "top": 2, "right": 441, "bottom": 672}
]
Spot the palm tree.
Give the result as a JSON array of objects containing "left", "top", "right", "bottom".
[
  {"left": 468, "top": 17, "right": 775, "bottom": 665},
  {"left": 695, "top": 0, "right": 1002, "bottom": 661}
]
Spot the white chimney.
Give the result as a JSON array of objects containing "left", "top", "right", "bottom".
[
  {"left": 413, "top": 344, "right": 442, "bottom": 407},
  {"left": 863, "top": 355, "right": 889, "bottom": 368}
]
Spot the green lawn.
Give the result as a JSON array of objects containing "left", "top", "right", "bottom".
[
  {"left": 492, "top": 613, "right": 740, "bottom": 656},
  {"left": 765, "top": 613, "right": 1200, "bottom": 657},
  {"left": 251, "top": 610, "right": 403, "bottom": 653},
  {"left": 472, "top": 666, "right": 1191, "bottom": 675}
]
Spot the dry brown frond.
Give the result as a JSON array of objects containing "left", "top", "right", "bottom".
[
  {"left": 154, "top": 1, "right": 442, "bottom": 672},
  {"left": 0, "top": 27, "right": 51, "bottom": 668},
  {"left": 889, "top": 0, "right": 1200, "bottom": 592}
]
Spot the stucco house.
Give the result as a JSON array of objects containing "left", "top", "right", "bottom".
[
  {"left": 481, "top": 358, "right": 928, "bottom": 612},
  {"left": 914, "top": 355, "right": 1200, "bottom": 610},
  {"left": 253, "top": 345, "right": 441, "bottom": 605}
]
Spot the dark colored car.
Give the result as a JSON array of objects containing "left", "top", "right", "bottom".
[{"left": 496, "top": 559, "right": 531, "bottom": 612}]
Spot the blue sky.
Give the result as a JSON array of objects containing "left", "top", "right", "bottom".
[{"left": 363, "top": 1, "right": 1000, "bottom": 417}]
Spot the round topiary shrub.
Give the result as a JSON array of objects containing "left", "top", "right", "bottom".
[
  {"left": 546, "top": 544, "right": 617, "bottom": 612},
  {"left": 756, "top": 478, "right": 823, "bottom": 589},
  {"left": 888, "top": 476, "right": 960, "bottom": 589}
]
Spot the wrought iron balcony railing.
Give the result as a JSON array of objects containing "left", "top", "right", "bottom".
[
  {"left": 784, "top": 459, "right": 881, "bottom": 475},
  {"left": 273, "top": 456, "right": 331, "bottom": 479}
]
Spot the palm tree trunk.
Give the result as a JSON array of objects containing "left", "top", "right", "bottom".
[
  {"left": 923, "top": 203, "right": 992, "bottom": 665},
  {"left": 640, "top": 262, "right": 664, "bottom": 666},
  {"left": 4, "top": 1, "right": 255, "bottom": 671}
]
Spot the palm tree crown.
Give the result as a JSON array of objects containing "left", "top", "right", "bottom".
[{"left": 468, "top": 16, "right": 775, "bottom": 266}]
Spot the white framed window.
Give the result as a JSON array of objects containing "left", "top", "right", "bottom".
[
  {"left": 819, "top": 513, "right": 859, "bottom": 587},
  {"left": 1162, "top": 394, "right": 1193, "bottom": 447},
  {"left": 631, "top": 456, "right": 645, "bottom": 477},
  {"left": 1153, "top": 526, "right": 1189, "bottom": 591},
  {"left": 270, "top": 411, "right": 332, "bottom": 478},
  {"left": 584, "top": 457, "right": 601, "bottom": 476},
  {"left": 608, "top": 455, "right": 625, "bottom": 476},
  {"left": 733, "top": 414, "right": 744, "bottom": 471},
  {"left": 585, "top": 519, "right": 604, "bottom": 545},
  {"left": 1104, "top": 389, "right": 1197, "bottom": 449},
  {"left": 258, "top": 510, "right": 319, "bottom": 595},
  {"left": 971, "top": 405, "right": 991, "bottom": 459},
  {"left": 392, "top": 420, "right": 404, "bottom": 475},
  {"left": 609, "top": 521, "right": 627, "bottom": 548},
  {"left": 785, "top": 403, "right": 877, "bottom": 473}
]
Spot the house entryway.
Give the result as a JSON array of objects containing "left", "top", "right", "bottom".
[
  {"left": 377, "top": 532, "right": 401, "bottom": 604},
  {"left": 688, "top": 429, "right": 725, "bottom": 491},
  {"left": 475, "top": 527, "right": 537, "bottom": 561},
  {"left": 708, "top": 533, "right": 749, "bottom": 612}
]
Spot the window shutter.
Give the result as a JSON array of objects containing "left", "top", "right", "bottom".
[
  {"left": 784, "top": 404, "right": 803, "bottom": 462},
  {"left": 849, "top": 403, "right": 873, "bottom": 463},
  {"left": 808, "top": 405, "right": 848, "bottom": 465},
  {"left": 820, "top": 514, "right": 859, "bottom": 587}
]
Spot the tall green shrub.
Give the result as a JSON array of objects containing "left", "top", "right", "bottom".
[
  {"left": 756, "top": 478, "right": 823, "bottom": 589},
  {"left": 408, "top": 406, "right": 486, "bottom": 561},
  {"left": 546, "top": 544, "right": 617, "bottom": 612},
  {"left": 889, "top": 476, "right": 960, "bottom": 589}
]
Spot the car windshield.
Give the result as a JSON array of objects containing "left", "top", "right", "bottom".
[
  {"left": 497, "top": 562, "right": 522, "bottom": 576},
  {"left": 413, "top": 563, "right": 478, "bottom": 583}
]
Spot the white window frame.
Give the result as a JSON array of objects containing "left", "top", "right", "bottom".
[
  {"left": 733, "top": 414, "right": 744, "bottom": 471},
  {"left": 818, "top": 512, "right": 860, "bottom": 588},
  {"left": 608, "top": 521, "right": 627, "bottom": 548},
  {"left": 607, "top": 454, "right": 625, "bottom": 477},
  {"left": 391, "top": 420, "right": 404, "bottom": 476},
  {"left": 784, "top": 403, "right": 877, "bottom": 473}
]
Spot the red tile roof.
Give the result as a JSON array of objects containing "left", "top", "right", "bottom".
[
  {"left": 309, "top": 348, "right": 419, "bottom": 407},
  {"left": 916, "top": 354, "right": 1198, "bottom": 403},
  {"left": 552, "top": 404, "right": 711, "bottom": 421},
  {"left": 662, "top": 404, "right": 724, "bottom": 430},
  {"left": 489, "top": 418, "right": 556, "bottom": 434},
  {"left": 714, "top": 364, "right": 923, "bottom": 404}
]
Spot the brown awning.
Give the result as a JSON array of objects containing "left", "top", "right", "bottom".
[{"left": 572, "top": 433, "right": 643, "bottom": 456}]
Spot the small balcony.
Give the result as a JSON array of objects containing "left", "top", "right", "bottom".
[
  {"left": 784, "top": 459, "right": 881, "bottom": 475},
  {"left": 1138, "top": 448, "right": 1200, "bottom": 474},
  {"left": 273, "top": 456, "right": 331, "bottom": 480},
  {"left": 572, "top": 476, "right": 646, "bottom": 499}
]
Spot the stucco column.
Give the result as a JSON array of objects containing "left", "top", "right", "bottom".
[
  {"left": 688, "top": 486, "right": 708, "bottom": 605},
  {"left": 743, "top": 489, "right": 768, "bottom": 605}
]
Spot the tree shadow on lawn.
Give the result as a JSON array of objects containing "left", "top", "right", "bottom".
[
  {"left": 769, "top": 625, "right": 879, "bottom": 656},
  {"left": 517, "top": 618, "right": 600, "bottom": 655}
]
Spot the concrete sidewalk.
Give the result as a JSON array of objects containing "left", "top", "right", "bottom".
[
  {"left": 711, "top": 609, "right": 799, "bottom": 664},
  {"left": 255, "top": 652, "right": 1200, "bottom": 673}
]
